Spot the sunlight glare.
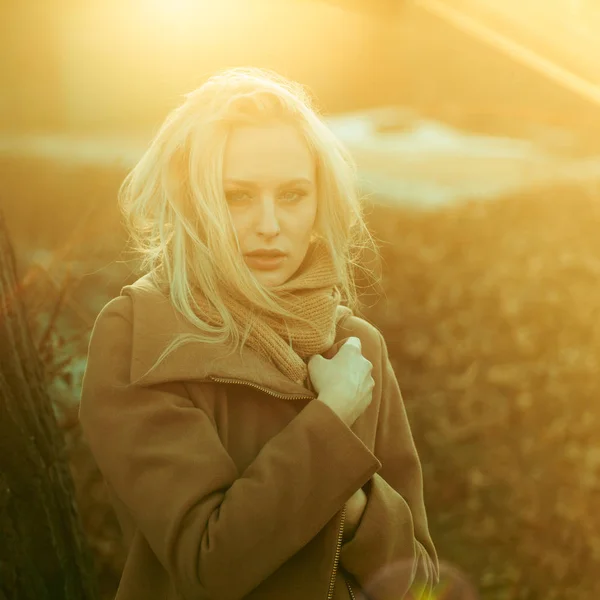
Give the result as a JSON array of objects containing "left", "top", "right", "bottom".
[{"left": 143, "top": 0, "right": 201, "bottom": 22}]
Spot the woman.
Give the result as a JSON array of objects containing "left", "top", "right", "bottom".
[{"left": 79, "top": 66, "right": 439, "bottom": 600}]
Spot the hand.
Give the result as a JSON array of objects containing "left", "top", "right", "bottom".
[
  {"left": 343, "top": 486, "right": 368, "bottom": 542},
  {"left": 308, "top": 337, "right": 375, "bottom": 427}
]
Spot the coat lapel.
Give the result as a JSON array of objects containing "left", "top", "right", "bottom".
[{"left": 120, "top": 274, "right": 352, "bottom": 399}]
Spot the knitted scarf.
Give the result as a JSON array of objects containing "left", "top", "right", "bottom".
[{"left": 194, "top": 238, "right": 352, "bottom": 385}]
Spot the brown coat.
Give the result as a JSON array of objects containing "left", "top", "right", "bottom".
[{"left": 79, "top": 274, "right": 439, "bottom": 600}]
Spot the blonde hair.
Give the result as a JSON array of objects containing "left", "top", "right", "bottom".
[{"left": 119, "top": 66, "right": 381, "bottom": 366}]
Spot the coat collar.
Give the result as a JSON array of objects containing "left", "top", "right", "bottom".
[{"left": 120, "top": 274, "right": 353, "bottom": 399}]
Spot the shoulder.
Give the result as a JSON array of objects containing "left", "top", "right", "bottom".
[
  {"left": 87, "top": 296, "right": 134, "bottom": 363},
  {"left": 80, "top": 296, "right": 137, "bottom": 404},
  {"left": 92, "top": 295, "right": 133, "bottom": 334},
  {"left": 90, "top": 271, "right": 163, "bottom": 342},
  {"left": 97, "top": 295, "right": 133, "bottom": 322}
]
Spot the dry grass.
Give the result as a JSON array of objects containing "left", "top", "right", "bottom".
[{"left": 363, "top": 182, "right": 600, "bottom": 600}]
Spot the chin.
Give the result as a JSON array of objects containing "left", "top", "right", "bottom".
[{"left": 252, "top": 270, "right": 289, "bottom": 287}]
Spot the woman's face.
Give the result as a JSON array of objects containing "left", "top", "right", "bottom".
[{"left": 223, "top": 121, "right": 318, "bottom": 288}]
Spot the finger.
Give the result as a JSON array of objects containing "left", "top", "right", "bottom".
[
  {"left": 322, "top": 341, "right": 343, "bottom": 360},
  {"left": 307, "top": 354, "right": 325, "bottom": 369},
  {"left": 342, "top": 336, "right": 362, "bottom": 353}
]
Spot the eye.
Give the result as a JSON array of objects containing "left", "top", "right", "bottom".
[
  {"left": 225, "top": 190, "right": 253, "bottom": 204},
  {"left": 280, "top": 189, "right": 307, "bottom": 203}
]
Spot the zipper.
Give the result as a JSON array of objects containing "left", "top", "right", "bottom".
[
  {"left": 209, "top": 375, "right": 350, "bottom": 599},
  {"left": 207, "top": 375, "right": 314, "bottom": 400},
  {"left": 327, "top": 505, "right": 346, "bottom": 599}
]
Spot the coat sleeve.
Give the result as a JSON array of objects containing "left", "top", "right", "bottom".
[
  {"left": 79, "top": 297, "right": 382, "bottom": 600},
  {"left": 339, "top": 329, "right": 440, "bottom": 599}
]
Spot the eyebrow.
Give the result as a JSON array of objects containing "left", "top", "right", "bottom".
[{"left": 224, "top": 178, "right": 313, "bottom": 188}]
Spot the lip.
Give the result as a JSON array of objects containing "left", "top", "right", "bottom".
[
  {"left": 244, "top": 254, "right": 287, "bottom": 271},
  {"left": 245, "top": 249, "right": 287, "bottom": 257}
]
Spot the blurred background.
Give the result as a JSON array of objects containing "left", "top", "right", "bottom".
[{"left": 3, "top": 0, "right": 600, "bottom": 598}]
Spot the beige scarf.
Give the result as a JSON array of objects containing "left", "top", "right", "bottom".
[{"left": 194, "top": 238, "right": 352, "bottom": 385}]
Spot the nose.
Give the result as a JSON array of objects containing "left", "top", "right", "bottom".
[{"left": 255, "top": 197, "right": 280, "bottom": 238}]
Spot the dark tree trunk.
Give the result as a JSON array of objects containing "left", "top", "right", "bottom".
[{"left": 0, "top": 212, "right": 98, "bottom": 600}]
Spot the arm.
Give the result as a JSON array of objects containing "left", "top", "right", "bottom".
[
  {"left": 340, "top": 330, "right": 439, "bottom": 599},
  {"left": 342, "top": 486, "right": 368, "bottom": 543},
  {"left": 79, "top": 297, "right": 382, "bottom": 600}
]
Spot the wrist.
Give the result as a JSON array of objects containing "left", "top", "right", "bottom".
[{"left": 317, "top": 393, "right": 351, "bottom": 425}]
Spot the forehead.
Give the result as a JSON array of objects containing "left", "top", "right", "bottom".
[{"left": 223, "top": 122, "right": 315, "bottom": 185}]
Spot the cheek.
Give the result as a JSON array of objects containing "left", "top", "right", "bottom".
[
  {"left": 296, "top": 198, "right": 318, "bottom": 235},
  {"left": 227, "top": 210, "right": 249, "bottom": 238}
]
